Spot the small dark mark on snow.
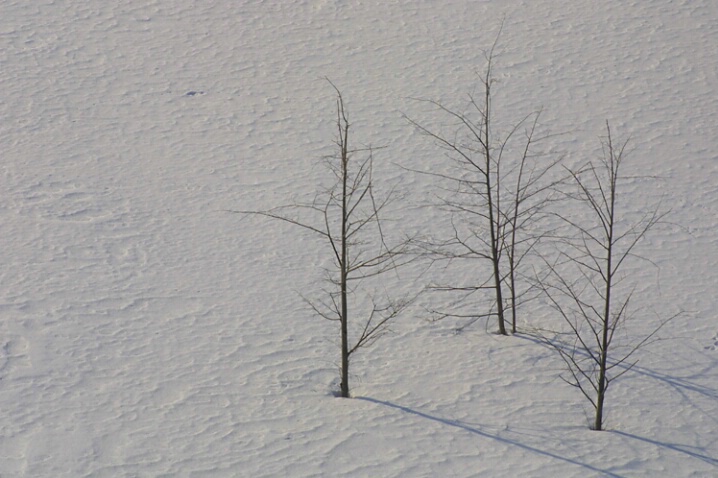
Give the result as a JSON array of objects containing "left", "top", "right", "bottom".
[{"left": 185, "top": 90, "right": 205, "bottom": 97}]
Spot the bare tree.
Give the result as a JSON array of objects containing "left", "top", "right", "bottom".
[
  {"left": 405, "top": 33, "right": 561, "bottom": 335},
  {"left": 236, "top": 81, "right": 413, "bottom": 398},
  {"left": 536, "top": 123, "right": 673, "bottom": 430}
]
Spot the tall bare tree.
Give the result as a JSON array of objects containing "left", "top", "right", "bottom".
[
  {"left": 406, "top": 34, "right": 561, "bottom": 335},
  {"left": 237, "top": 81, "right": 412, "bottom": 398},
  {"left": 537, "top": 123, "right": 673, "bottom": 430}
]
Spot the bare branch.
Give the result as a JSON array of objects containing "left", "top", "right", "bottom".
[
  {"left": 537, "top": 122, "right": 671, "bottom": 430},
  {"left": 238, "top": 80, "right": 414, "bottom": 398}
]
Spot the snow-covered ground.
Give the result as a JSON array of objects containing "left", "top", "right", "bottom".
[{"left": 1, "top": 0, "right": 717, "bottom": 476}]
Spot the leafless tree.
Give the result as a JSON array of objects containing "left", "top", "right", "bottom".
[
  {"left": 405, "top": 33, "right": 561, "bottom": 335},
  {"left": 236, "top": 81, "right": 413, "bottom": 398},
  {"left": 536, "top": 122, "right": 674, "bottom": 430}
]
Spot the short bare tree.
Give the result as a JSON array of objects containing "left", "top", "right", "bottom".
[
  {"left": 237, "top": 81, "right": 413, "bottom": 398},
  {"left": 406, "top": 33, "right": 561, "bottom": 335},
  {"left": 536, "top": 123, "right": 674, "bottom": 430}
]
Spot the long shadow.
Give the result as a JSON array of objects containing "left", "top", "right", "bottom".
[
  {"left": 620, "top": 361, "right": 718, "bottom": 400},
  {"left": 516, "top": 332, "right": 718, "bottom": 400},
  {"left": 357, "top": 396, "right": 625, "bottom": 478},
  {"left": 611, "top": 430, "right": 718, "bottom": 467}
]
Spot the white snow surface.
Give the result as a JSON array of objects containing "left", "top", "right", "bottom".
[{"left": 2, "top": 0, "right": 717, "bottom": 476}]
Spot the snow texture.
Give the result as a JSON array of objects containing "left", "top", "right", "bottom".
[{"left": 1, "top": 0, "right": 717, "bottom": 476}]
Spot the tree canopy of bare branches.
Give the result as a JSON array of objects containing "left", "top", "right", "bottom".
[
  {"left": 536, "top": 122, "right": 674, "bottom": 430},
  {"left": 237, "top": 81, "right": 413, "bottom": 398},
  {"left": 406, "top": 32, "right": 561, "bottom": 335}
]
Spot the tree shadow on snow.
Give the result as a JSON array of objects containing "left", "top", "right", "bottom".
[
  {"left": 517, "top": 332, "right": 718, "bottom": 402},
  {"left": 621, "top": 361, "right": 718, "bottom": 400},
  {"left": 610, "top": 430, "right": 718, "bottom": 468},
  {"left": 508, "top": 333, "right": 718, "bottom": 468},
  {"left": 357, "top": 397, "right": 626, "bottom": 478}
]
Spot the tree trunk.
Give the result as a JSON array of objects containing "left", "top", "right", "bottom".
[{"left": 339, "top": 115, "right": 350, "bottom": 398}]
